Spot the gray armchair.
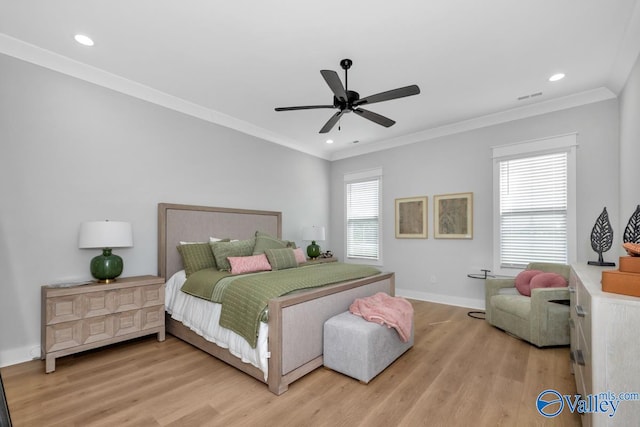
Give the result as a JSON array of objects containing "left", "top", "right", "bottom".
[{"left": 485, "top": 262, "right": 571, "bottom": 347}]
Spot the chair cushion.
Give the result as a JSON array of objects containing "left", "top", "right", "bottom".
[
  {"left": 514, "top": 269, "right": 544, "bottom": 296},
  {"left": 497, "top": 287, "right": 520, "bottom": 296},
  {"left": 491, "top": 295, "right": 531, "bottom": 320},
  {"left": 530, "top": 272, "right": 567, "bottom": 290}
]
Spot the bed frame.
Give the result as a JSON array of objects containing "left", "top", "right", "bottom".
[{"left": 158, "top": 203, "right": 395, "bottom": 395}]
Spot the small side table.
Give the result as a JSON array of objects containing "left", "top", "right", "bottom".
[
  {"left": 467, "top": 269, "right": 494, "bottom": 279},
  {"left": 41, "top": 275, "right": 165, "bottom": 373},
  {"left": 466, "top": 269, "right": 492, "bottom": 319}
]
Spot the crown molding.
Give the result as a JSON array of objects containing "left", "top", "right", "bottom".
[
  {"left": 0, "top": 33, "right": 622, "bottom": 163},
  {"left": 0, "top": 33, "right": 330, "bottom": 160},
  {"left": 608, "top": 0, "right": 640, "bottom": 93},
  {"left": 329, "top": 87, "right": 617, "bottom": 161}
]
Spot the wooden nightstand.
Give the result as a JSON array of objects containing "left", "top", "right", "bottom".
[
  {"left": 304, "top": 257, "right": 338, "bottom": 264},
  {"left": 41, "top": 275, "right": 165, "bottom": 373}
]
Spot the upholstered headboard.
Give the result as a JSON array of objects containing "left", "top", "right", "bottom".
[{"left": 158, "top": 203, "right": 282, "bottom": 280}]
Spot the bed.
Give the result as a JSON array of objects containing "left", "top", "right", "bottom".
[{"left": 158, "top": 203, "right": 395, "bottom": 395}]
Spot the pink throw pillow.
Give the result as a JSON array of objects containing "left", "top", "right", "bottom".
[
  {"left": 514, "top": 269, "right": 544, "bottom": 296},
  {"left": 530, "top": 272, "right": 568, "bottom": 291},
  {"left": 228, "top": 254, "right": 272, "bottom": 275},
  {"left": 293, "top": 247, "right": 307, "bottom": 264}
]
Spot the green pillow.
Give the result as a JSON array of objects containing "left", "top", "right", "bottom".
[
  {"left": 210, "top": 238, "right": 256, "bottom": 271},
  {"left": 264, "top": 248, "right": 298, "bottom": 270},
  {"left": 177, "top": 243, "right": 216, "bottom": 277},
  {"left": 253, "top": 231, "right": 288, "bottom": 255}
]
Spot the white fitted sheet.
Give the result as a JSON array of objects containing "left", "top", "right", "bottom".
[{"left": 165, "top": 270, "right": 269, "bottom": 380}]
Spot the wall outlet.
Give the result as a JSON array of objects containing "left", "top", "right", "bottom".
[{"left": 29, "top": 346, "right": 41, "bottom": 360}]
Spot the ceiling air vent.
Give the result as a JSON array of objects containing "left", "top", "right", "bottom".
[{"left": 517, "top": 91, "right": 543, "bottom": 101}]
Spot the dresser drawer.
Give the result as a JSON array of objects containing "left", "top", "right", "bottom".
[
  {"left": 45, "top": 283, "right": 164, "bottom": 325},
  {"left": 114, "top": 306, "right": 164, "bottom": 337},
  {"left": 44, "top": 305, "right": 165, "bottom": 352},
  {"left": 574, "top": 277, "right": 591, "bottom": 345},
  {"left": 575, "top": 326, "right": 592, "bottom": 395}
]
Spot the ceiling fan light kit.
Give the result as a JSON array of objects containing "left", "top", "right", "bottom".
[{"left": 275, "top": 59, "right": 420, "bottom": 134}]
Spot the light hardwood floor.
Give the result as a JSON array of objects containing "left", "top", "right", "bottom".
[{"left": 2, "top": 300, "right": 580, "bottom": 426}]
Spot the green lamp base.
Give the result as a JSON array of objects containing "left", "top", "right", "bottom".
[
  {"left": 306, "top": 240, "right": 321, "bottom": 259},
  {"left": 90, "top": 248, "right": 123, "bottom": 283}
]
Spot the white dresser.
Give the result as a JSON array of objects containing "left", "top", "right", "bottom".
[{"left": 569, "top": 263, "right": 640, "bottom": 426}]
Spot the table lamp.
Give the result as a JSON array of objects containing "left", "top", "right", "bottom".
[
  {"left": 78, "top": 220, "right": 133, "bottom": 283},
  {"left": 303, "top": 226, "right": 326, "bottom": 259}
]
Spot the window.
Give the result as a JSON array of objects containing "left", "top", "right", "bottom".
[
  {"left": 345, "top": 168, "right": 382, "bottom": 264},
  {"left": 493, "top": 134, "right": 577, "bottom": 274}
]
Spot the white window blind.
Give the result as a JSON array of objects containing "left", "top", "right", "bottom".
[
  {"left": 346, "top": 177, "right": 380, "bottom": 260},
  {"left": 499, "top": 152, "right": 568, "bottom": 268}
]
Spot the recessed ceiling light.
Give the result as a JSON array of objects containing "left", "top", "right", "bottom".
[
  {"left": 326, "top": 139, "right": 334, "bottom": 144},
  {"left": 549, "top": 73, "right": 565, "bottom": 82},
  {"left": 74, "top": 34, "right": 94, "bottom": 46}
]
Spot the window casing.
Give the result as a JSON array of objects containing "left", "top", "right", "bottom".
[
  {"left": 492, "top": 134, "right": 577, "bottom": 275},
  {"left": 344, "top": 168, "right": 382, "bottom": 265}
]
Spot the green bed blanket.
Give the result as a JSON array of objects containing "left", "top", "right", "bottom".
[{"left": 181, "top": 263, "right": 381, "bottom": 348}]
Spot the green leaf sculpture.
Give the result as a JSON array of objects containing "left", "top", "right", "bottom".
[
  {"left": 623, "top": 204, "right": 640, "bottom": 244},
  {"left": 588, "top": 207, "right": 616, "bottom": 266}
]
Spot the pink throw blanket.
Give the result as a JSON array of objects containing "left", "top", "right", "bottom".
[{"left": 349, "top": 292, "right": 413, "bottom": 342}]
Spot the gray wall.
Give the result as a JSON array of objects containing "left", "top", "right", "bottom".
[
  {"left": 0, "top": 54, "right": 331, "bottom": 366},
  {"left": 331, "top": 99, "right": 620, "bottom": 308},
  {"left": 620, "top": 52, "right": 640, "bottom": 233}
]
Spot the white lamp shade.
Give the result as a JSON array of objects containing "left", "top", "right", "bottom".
[
  {"left": 78, "top": 221, "right": 133, "bottom": 249},
  {"left": 302, "top": 226, "right": 326, "bottom": 241}
]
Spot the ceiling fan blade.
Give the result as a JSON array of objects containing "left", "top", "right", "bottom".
[
  {"left": 319, "top": 110, "right": 344, "bottom": 133},
  {"left": 275, "top": 105, "right": 335, "bottom": 111},
  {"left": 320, "top": 70, "right": 348, "bottom": 102},
  {"left": 353, "top": 108, "right": 396, "bottom": 128},
  {"left": 354, "top": 85, "right": 420, "bottom": 107}
]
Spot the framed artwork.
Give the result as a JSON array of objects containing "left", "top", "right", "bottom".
[
  {"left": 434, "top": 192, "right": 473, "bottom": 239},
  {"left": 395, "top": 196, "right": 428, "bottom": 238}
]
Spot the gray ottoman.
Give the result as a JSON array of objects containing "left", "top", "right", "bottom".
[{"left": 323, "top": 311, "right": 414, "bottom": 383}]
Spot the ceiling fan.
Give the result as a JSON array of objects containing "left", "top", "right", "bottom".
[{"left": 275, "top": 59, "right": 420, "bottom": 134}]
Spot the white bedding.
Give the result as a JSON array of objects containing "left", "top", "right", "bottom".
[{"left": 165, "top": 270, "right": 269, "bottom": 380}]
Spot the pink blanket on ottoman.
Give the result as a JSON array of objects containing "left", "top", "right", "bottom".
[{"left": 349, "top": 292, "right": 413, "bottom": 342}]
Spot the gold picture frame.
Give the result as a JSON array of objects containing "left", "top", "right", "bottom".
[
  {"left": 395, "top": 196, "right": 428, "bottom": 238},
  {"left": 434, "top": 192, "right": 473, "bottom": 239}
]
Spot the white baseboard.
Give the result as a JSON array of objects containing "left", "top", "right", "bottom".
[
  {"left": 396, "top": 288, "right": 485, "bottom": 311},
  {"left": 0, "top": 345, "right": 41, "bottom": 368}
]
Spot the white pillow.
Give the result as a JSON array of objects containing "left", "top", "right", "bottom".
[{"left": 210, "top": 237, "right": 238, "bottom": 242}]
